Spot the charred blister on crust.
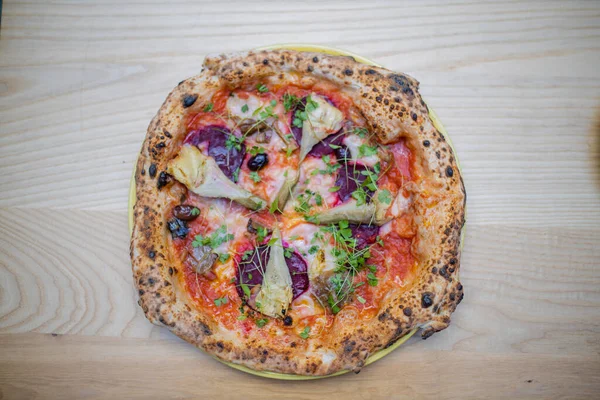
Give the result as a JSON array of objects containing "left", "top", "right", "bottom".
[
  {"left": 183, "top": 94, "right": 198, "bottom": 108},
  {"left": 131, "top": 49, "right": 466, "bottom": 376}
]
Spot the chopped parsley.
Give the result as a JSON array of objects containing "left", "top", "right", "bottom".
[
  {"left": 218, "top": 253, "right": 230, "bottom": 263},
  {"left": 241, "top": 104, "right": 249, "bottom": 113},
  {"left": 190, "top": 207, "right": 200, "bottom": 216},
  {"left": 203, "top": 102, "right": 214, "bottom": 112},
  {"left": 328, "top": 186, "right": 341, "bottom": 193},
  {"left": 256, "top": 83, "right": 269, "bottom": 93},
  {"left": 308, "top": 245, "right": 319, "bottom": 255}
]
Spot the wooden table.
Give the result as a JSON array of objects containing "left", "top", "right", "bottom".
[{"left": 1, "top": 1, "right": 599, "bottom": 398}]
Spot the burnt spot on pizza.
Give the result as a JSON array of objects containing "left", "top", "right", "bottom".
[
  {"left": 148, "top": 250, "right": 156, "bottom": 259},
  {"left": 449, "top": 292, "right": 456, "bottom": 301},
  {"left": 307, "top": 65, "right": 314, "bottom": 72},
  {"left": 283, "top": 316, "right": 293, "bottom": 326},
  {"left": 147, "top": 277, "right": 155, "bottom": 286},
  {"left": 411, "top": 112, "right": 418, "bottom": 122},
  {"left": 164, "top": 130, "right": 172, "bottom": 139},
  {"left": 439, "top": 266, "right": 451, "bottom": 281},
  {"left": 421, "top": 292, "right": 434, "bottom": 308},
  {"left": 446, "top": 166, "right": 454, "bottom": 178},
  {"left": 138, "top": 289, "right": 145, "bottom": 296},
  {"left": 423, "top": 140, "right": 430, "bottom": 147},
  {"left": 262, "top": 59, "right": 269, "bottom": 65},
  {"left": 140, "top": 168, "right": 146, "bottom": 175},
  {"left": 344, "top": 68, "right": 353, "bottom": 76},
  {"left": 157, "top": 171, "right": 172, "bottom": 190},
  {"left": 312, "top": 56, "right": 319, "bottom": 63},
  {"left": 183, "top": 94, "right": 198, "bottom": 108},
  {"left": 403, "top": 307, "right": 412, "bottom": 317},
  {"left": 148, "top": 163, "right": 157, "bottom": 178},
  {"left": 167, "top": 217, "right": 188, "bottom": 239}
]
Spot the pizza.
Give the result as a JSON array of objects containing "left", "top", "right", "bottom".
[{"left": 130, "top": 49, "right": 466, "bottom": 376}]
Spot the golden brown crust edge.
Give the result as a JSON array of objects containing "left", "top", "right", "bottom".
[{"left": 130, "top": 49, "right": 466, "bottom": 376}]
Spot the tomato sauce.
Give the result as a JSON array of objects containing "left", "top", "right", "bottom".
[{"left": 173, "top": 81, "right": 417, "bottom": 337}]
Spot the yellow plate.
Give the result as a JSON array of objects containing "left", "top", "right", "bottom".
[{"left": 128, "top": 44, "right": 461, "bottom": 380}]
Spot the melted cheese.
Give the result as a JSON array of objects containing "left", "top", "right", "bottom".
[
  {"left": 343, "top": 133, "right": 380, "bottom": 167},
  {"left": 226, "top": 93, "right": 263, "bottom": 119},
  {"left": 286, "top": 157, "right": 337, "bottom": 213}
]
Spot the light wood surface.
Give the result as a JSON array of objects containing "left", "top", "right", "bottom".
[{"left": 1, "top": 0, "right": 599, "bottom": 399}]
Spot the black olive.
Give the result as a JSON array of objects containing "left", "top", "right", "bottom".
[
  {"left": 247, "top": 153, "right": 268, "bottom": 171},
  {"left": 283, "top": 316, "right": 293, "bottom": 326},
  {"left": 167, "top": 218, "right": 189, "bottom": 239},
  {"left": 173, "top": 205, "right": 200, "bottom": 221},
  {"left": 157, "top": 171, "right": 172, "bottom": 189},
  {"left": 334, "top": 145, "right": 350, "bottom": 163}
]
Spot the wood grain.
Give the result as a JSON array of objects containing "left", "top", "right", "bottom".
[{"left": 1, "top": 0, "right": 600, "bottom": 398}]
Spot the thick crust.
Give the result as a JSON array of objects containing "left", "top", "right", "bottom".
[{"left": 130, "top": 50, "right": 465, "bottom": 375}]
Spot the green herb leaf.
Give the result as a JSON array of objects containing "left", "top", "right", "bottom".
[
  {"left": 283, "top": 93, "right": 300, "bottom": 112},
  {"left": 299, "top": 326, "right": 311, "bottom": 339},
  {"left": 357, "top": 295, "right": 366, "bottom": 304},
  {"left": 241, "top": 104, "right": 249, "bottom": 113},
  {"left": 191, "top": 207, "right": 200, "bottom": 216},
  {"left": 249, "top": 146, "right": 265, "bottom": 156},
  {"left": 358, "top": 144, "right": 378, "bottom": 157},
  {"left": 250, "top": 171, "right": 261, "bottom": 183},
  {"left": 353, "top": 127, "right": 369, "bottom": 138},
  {"left": 257, "top": 84, "right": 269, "bottom": 93},
  {"left": 378, "top": 189, "right": 392, "bottom": 204},
  {"left": 237, "top": 314, "right": 247, "bottom": 321},
  {"left": 367, "top": 272, "right": 379, "bottom": 286},
  {"left": 256, "top": 318, "right": 268, "bottom": 328},
  {"left": 225, "top": 134, "right": 243, "bottom": 151},
  {"left": 269, "top": 200, "right": 280, "bottom": 214},
  {"left": 203, "top": 102, "right": 214, "bottom": 112},
  {"left": 241, "top": 283, "right": 251, "bottom": 298},
  {"left": 214, "top": 296, "right": 228, "bottom": 306},
  {"left": 308, "top": 245, "right": 319, "bottom": 255},
  {"left": 328, "top": 186, "right": 341, "bottom": 193}
]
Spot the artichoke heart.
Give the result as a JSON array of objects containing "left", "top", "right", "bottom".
[
  {"left": 316, "top": 200, "right": 376, "bottom": 225},
  {"left": 254, "top": 227, "right": 293, "bottom": 318},
  {"left": 167, "top": 145, "right": 266, "bottom": 210},
  {"left": 271, "top": 168, "right": 299, "bottom": 211},
  {"left": 313, "top": 189, "right": 398, "bottom": 226},
  {"left": 299, "top": 95, "right": 344, "bottom": 161}
]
